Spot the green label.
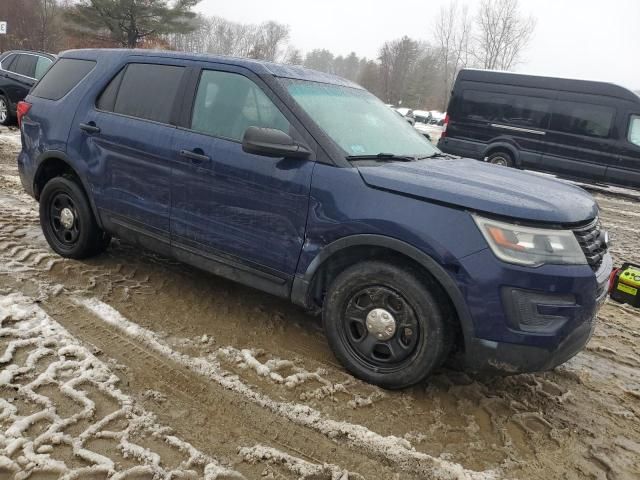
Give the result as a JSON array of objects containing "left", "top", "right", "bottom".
[{"left": 617, "top": 283, "right": 638, "bottom": 296}]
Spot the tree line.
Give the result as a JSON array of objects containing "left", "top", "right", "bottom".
[{"left": 0, "top": 0, "right": 535, "bottom": 111}]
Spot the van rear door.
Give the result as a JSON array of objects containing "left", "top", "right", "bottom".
[{"left": 541, "top": 98, "right": 617, "bottom": 182}]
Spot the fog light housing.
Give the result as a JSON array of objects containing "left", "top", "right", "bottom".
[{"left": 502, "top": 288, "right": 576, "bottom": 334}]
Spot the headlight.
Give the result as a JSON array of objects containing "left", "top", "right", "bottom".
[{"left": 473, "top": 215, "right": 587, "bottom": 267}]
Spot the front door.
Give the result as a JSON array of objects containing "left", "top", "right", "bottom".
[
  {"left": 171, "top": 67, "right": 315, "bottom": 280},
  {"left": 71, "top": 60, "right": 188, "bottom": 252}
]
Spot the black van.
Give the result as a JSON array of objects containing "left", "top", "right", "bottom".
[{"left": 438, "top": 69, "right": 640, "bottom": 189}]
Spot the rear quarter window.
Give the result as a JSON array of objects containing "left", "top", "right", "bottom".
[
  {"left": 31, "top": 58, "right": 96, "bottom": 101},
  {"left": 461, "top": 89, "right": 551, "bottom": 129}
]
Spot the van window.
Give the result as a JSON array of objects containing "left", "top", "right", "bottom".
[
  {"left": 31, "top": 59, "right": 96, "bottom": 101},
  {"left": 550, "top": 101, "right": 614, "bottom": 138},
  {"left": 34, "top": 56, "right": 53, "bottom": 80},
  {"left": 461, "top": 90, "right": 551, "bottom": 129},
  {"left": 191, "top": 70, "right": 289, "bottom": 141},
  {"left": 629, "top": 115, "right": 640, "bottom": 147}
]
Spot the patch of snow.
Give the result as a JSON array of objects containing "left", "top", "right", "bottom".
[
  {"left": 239, "top": 444, "right": 362, "bottom": 479},
  {"left": 0, "top": 292, "right": 244, "bottom": 479},
  {"left": 77, "top": 296, "right": 500, "bottom": 480}
]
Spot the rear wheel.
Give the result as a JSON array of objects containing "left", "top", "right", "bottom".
[
  {"left": 40, "top": 176, "right": 111, "bottom": 259},
  {"left": 0, "top": 95, "right": 13, "bottom": 126},
  {"left": 323, "top": 261, "right": 451, "bottom": 389},
  {"left": 487, "top": 150, "right": 514, "bottom": 167}
]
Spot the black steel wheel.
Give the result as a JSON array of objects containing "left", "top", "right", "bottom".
[
  {"left": 323, "top": 260, "right": 451, "bottom": 389},
  {"left": 342, "top": 286, "right": 420, "bottom": 372},
  {"left": 40, "top": 176, "right": 110, "bottom": 259}
]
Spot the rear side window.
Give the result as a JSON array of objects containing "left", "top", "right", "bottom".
[
  {"left": 191, "top": 70, "right": 289, "bottom": 141},
  {"left": 461, "top": 90, "right": 551, "bottom": 129},
  {"left": 629, "top": 115, "right": 640, "bottom": 147},
  {"left": 99, "top": 63, "right": 184, "bottom": 124},
  {"left": 10, "top": 54, "right": 38, "bottom": 78},
  {"left": 34, "top": 56, "right": 53, "bottom": 80},
  {"left": 550, "top": 101, "right": 615, "bottom": 138},
  {"left": 31, "top": 59, "right": 96, "bottom": 101}
]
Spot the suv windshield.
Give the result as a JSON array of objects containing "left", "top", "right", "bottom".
[{"left": 281, "top": 78, "right": 438, "bottom": 158}]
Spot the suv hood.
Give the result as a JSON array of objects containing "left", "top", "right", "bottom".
[{"left": 357, "top": 158, "right": 598, "bottom": 224}]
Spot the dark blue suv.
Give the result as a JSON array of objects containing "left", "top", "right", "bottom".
[{"left": 17, "top": 49, "right": 612, "bottom": 389}]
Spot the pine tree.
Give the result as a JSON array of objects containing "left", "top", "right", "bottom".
[{"left": 66, "top": 0, "right": 200, "bottom": 48}]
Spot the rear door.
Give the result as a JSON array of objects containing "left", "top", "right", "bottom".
[
  {"left": 3, "top": 53, "right": 38, "bottom": 106},
  {"left": 170, "top": 65, "right": 315, "bottom": 281},
  {"left": 72, "top": 59, "right": 187, "bottom": 253},
  {"left": 541, "top": 98, "right": 617, "bottom": 182},
  {"left": 607, "top": 113, "right": 640, "bottom": 187}
]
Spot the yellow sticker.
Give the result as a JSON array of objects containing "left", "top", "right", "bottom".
[{"left": 617, "top": 283, "right": 638, "bottom": 296}]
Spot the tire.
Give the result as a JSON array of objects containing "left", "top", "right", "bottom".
[
  {"left": 487, "top": 150, "right": 514, "bottom": 167},
  {"left": 0, "top": 95, "right": 13, "bottom": 126},
  {"left": 39, "top": 176, "right": 111, "bottom": 259},
  {"left": 322, "top": 260, "right": 452, "bottom": 389}
]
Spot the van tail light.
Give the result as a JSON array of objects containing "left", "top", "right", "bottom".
[
  {"left": 17, "top": 101, "right": 32, "bottom": 127},
  {"left": 441, "top": 114, "right": 450, "bottom": 138}
]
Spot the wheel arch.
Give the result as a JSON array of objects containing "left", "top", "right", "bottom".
[
  {"left": 291, "top": 234, "right": 475, "bottom": 351},
  {"left": 33, "top": 151, "right": 103, "bottom": 228}
]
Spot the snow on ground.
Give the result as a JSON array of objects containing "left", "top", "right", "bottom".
[
  {"left": 76, "top": 296, "right": 499, "bottom": 480},
  {"left": 0, "top": 292, "right": 243, "bottom": 479}
]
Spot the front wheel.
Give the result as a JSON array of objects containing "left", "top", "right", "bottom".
[
  {"left": 40, "top": 176, "right": 111, "bottom": 259},
  {"left": 323, "top": 261, "right": 451, "bottom": 389}
]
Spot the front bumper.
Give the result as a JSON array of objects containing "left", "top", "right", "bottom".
[{"left": 458, "top": 248, "right": 612, "bottom": 373}]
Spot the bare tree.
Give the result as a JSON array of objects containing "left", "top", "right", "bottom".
[
  {"left": 475, "top": 0, "right": 536, "bottom": 70},
  {"left": 434, "top": 1, "right": 472, "bottom": 110},
  {"left": 378, "top": 36, "right": 419, "bottom": 105}
]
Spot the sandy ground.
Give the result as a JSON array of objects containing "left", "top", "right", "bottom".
[{"left": 0, "top": 125, "right": 638, "bottom": 479}]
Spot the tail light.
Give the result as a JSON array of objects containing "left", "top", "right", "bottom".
[
  {"left": 441, "top": 113, "right": 450, "bottom": 138},
  {"left": 17, "top": 101, "right": 32, "bottom": 127}
]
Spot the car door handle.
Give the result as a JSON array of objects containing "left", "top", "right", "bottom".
[
  {"left": 179, "top": 149, "right": 210, "bottom": 164},
  {"left": 79, "top": 122, "right": 101, "bottom": 134}
]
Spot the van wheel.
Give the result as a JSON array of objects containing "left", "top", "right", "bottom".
[
  {"left": 0, "top": 96, "right": 13, "bottom": 126},
  {"left": 323, "top": 261, "right": 451, "bottom": 389},
  {"left": 487, "top": 151, "right": 514, "bottom": 167},
  {"left": 40, "top": 176, "right": 111, "bottom": 259}
]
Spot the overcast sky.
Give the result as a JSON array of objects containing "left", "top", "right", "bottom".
[{"left": 195, "top": 0, "right": 640, "bottom": 90}]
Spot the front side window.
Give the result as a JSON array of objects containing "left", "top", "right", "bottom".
[
  {"left": 110, "top": 63, "right": 185, "bottom": 124},
  {"left": 34, "top": 56, "right": 53, "bottom": 80},
  {"left": 281, "top": 79, "right": 437, "bottom": 157},
  {"left": 629, "top": 115, "right": 640, "bottom": 147},
  {"left": 550, "top": 101, "right": 615, "bottom": 138},
  {"left": 191, "top": 70, "right": 290, "bottom": 141}
]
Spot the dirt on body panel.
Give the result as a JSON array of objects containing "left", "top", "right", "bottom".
[{"left": 0, "top": 126, "right": 639, "bottom": 479}]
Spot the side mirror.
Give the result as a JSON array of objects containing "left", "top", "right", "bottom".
[{"left": 242, "top": 127, "right": 311, "bottom": 160}]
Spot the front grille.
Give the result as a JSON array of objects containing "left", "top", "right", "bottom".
[{"left": 573, "top": 218, "right": 607, "bottom": 271}]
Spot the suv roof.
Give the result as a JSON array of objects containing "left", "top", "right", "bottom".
[
  {"left": 60, "top": 48, "right": 362, "bottom": 89},
  {"left": 458, "top": 68, "right": 640, "bottom": 103}
]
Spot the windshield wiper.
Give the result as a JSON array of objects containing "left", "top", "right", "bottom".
[
  {"left": 346, "top": 153, "right": 416, "bottom": 162},
  {"left": 421, "top": 152, "right": 455, "bottom": 159}
]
